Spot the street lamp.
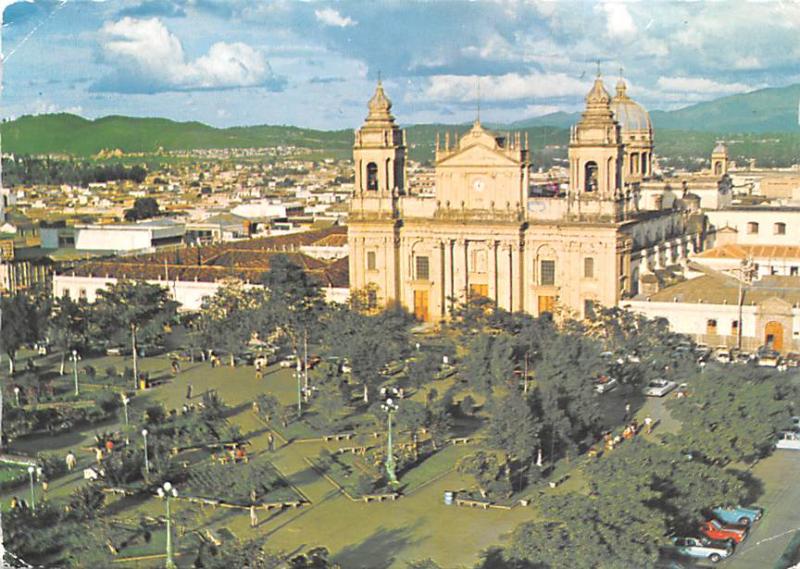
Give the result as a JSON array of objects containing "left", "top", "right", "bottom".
[
  {"left": 13, "top": 387, "right": 19, "bottom": 407},
  {"left": 380, "top": 387, "right": 400, "bottom": 486},
  {"left": 121, "top": 395, "right": 130, "bottom": 444},
  {"left": 26, "top": 465, "right": 35, "bottom": 510},
  {"left": 141, "top": 429, "right": 150, "bottom": 474},
  {"left": 156, "top": 481, "right": 178, "bottom": 569},
  {"left": 72, "top": 349, "right": 79, "bottom": 396}
]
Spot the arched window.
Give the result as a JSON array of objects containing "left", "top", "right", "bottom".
[
  {"left": 714, "top": 161, "right": 722, "bottom": 176},
  {"left": 366, "top": 162, "right": 378, "bottom": 191},
  {"left": 641, "top": 153, "right": 648, "bottom": 176},
  {"left": 632, "top": 153, "right": 640, "bottom": 175},
  {"left": 584, "top": 162, "right": 598, "bottom": 193}
]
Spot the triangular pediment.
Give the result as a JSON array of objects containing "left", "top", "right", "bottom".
[
  {"left": 758, "top": 296, "right": 793, "bottom": 313},
  {"left": 436, "top": 143, "right": 520, "bottom": 167}
]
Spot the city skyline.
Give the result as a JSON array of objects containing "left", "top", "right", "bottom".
[{"left": 2, "top": 0, "right": 800, "bottom": 130}]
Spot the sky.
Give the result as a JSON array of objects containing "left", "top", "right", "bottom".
[{"left": 1, "top": 0, "right": 800, "bottom": 130}]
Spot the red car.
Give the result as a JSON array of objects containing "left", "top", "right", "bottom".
[{"left": 699, "top": 518, "right": 748, "bottom": 545}]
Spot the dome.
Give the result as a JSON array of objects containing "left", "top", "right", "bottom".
[
  {"left": 713, "top": 141, "right": 727, "bottom": 155},
  {"left": 610, "top": 79, "right": 652, "bottom": 132},
  {"left": 586, "top": 76, "right": 611, "bottom": 105}
]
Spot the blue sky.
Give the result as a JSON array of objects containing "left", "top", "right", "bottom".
[{"left": 2, "top": 0, "right": 799, "bottom": 129}]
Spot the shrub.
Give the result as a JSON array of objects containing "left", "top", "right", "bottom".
[
  {"left": 356, "top": 474, "right": 375, "bottom": 495},
  {"left": 316, "top": 449, "right": 333, "bottom": 472},
  {"left": 144, "top": 405, "right": 166, "bottom": 425},
  {"left": 82, "top": 365, "right": 97, "bottom": 381},
  {"left": 122, "top": 367, "right": 134, "bottom": 382},
  {"left": 95, "top": 390, "right": 121, "bottom": 414},
  {"left": 460, "top": 395, "right": 475, "bottom": 416},
  {"left": 105, "top": 366, "right": 118, "bottom": 380}
]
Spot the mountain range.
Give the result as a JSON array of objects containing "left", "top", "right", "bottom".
[{"left": 1, "top": 83, "right": 799, "bottom": 163}]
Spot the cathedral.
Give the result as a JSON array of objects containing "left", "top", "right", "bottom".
[{"left": 348, "top": 75, "right": 709, "bottom": 321}]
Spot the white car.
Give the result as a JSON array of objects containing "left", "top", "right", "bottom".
[
  {"left": 643, "top": 379, "right": 677, "bottom": 397},
  {"left": 714, "top": 349, "right": 731, "bottom": 364},
  {"left": 279, "top": 354, "right": 298, "bottom": 368},
  {"left": 776, "top": 430, "right": 800, "bottom": 450},
  {"left": 594, "top": 376, "right": 618, "bottom": 394}
]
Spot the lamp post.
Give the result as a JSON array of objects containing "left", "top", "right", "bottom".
[
  {"left": 156, "top": 481, "right": 178, "bottom": 569},
  {"left": 121, "top": 395, "right": 130, "bottom": 444},
  {"left": 380, "top": 387, "right": 400, "bottom": 486},
  {"left": 72, "top": 349, "right": 79, "bottom": 396},
  {"left": 142, "top": 429, "right": 150, "bottom": 474},
  {"left": 13, "top": 387, "right": 19, "bottom": 407},
  {"left": 26, "top": 465, "right": 35, "bottom": 510}
]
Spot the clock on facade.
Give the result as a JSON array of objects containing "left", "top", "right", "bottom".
[{"left": 472, "top": 178, "right": 485, "bottom": 192}]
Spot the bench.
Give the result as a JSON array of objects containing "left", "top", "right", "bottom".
[
  {"left": 362, "top": 493, "right": 399, "bottom": 503},
  {"left": 337, "top": 446, "right": 368, "bottom": 455},
  {"left": 455, "top": 498, "right": 491, "bottom": 509},
  {"left": 548, "top": 474, "right": 569, "bottom": 489},
  {"left": 451, "top": 437, "right": 471, "bottom": 445},
  {"left": 323, "top": 432, "right": 355, "bottom": 442}
]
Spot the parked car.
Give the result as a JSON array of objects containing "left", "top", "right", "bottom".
[
  {"left": 594, "top": 376, "right": 618, "bottom": 394},
  {"left": 699, "top": 518, "right": 748, "bottom": 545},
  {"left": 712, "top": 506, "right": 762, "bottom": 526},
  {"left": 279, "top": 354, "right": 298, "bottom": 368},
  {"left": 106, "top": 346, "right": 131, "bottom": 356},
  {"left": 714, "top": 348, "right": 732, "bottom": 364},
  {"left": 784, "top": 352, "right": 800, "bottom": 368},
  {"left": 756, "top": 347, "right": 781, "bottom": 367},
  {"left": 734, "top": 351, "right": 753, "bottom": 364},
  {"left": 669, "top": 537, "right": 733, "bottom": 563},
  {"left": 776, "top": 430, "right": 800, "bottom": 450},
  {"left": 643, "top": 379, "right": 677, "bottom": 397}
]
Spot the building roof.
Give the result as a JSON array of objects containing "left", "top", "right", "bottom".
[
  {"left": 695, "top": 243, "right": 800, "bottom": 261},
  {"left": 646, "top": 272, "right": 800, "bottom": 306},
  {"left": 57, "top": 225, "right": 350, "bottom": 289}
]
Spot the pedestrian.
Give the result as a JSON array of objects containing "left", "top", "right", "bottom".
[
  {"left": 250, "top": 489, "right": 257, "bottom": 503},
  {"left": 35, "top": 465, "right": 43, "bottom": 482},
  {"left": 171, "top": 359, "right": 180, "bottom": 375},
  {"left": 250, "top": 504, "right": 258, "bottom": 528},
  {"left": 644, "top": 416, "right": 653, "bottom": 434},
  {"left": 41, "top": 479, "right": 49, "bottom": 495},
  {"left": 10, "top": 496, "right": 18, "bottom": 509},
  {"left": 267, "top": 432, "right": 275, "bottom": 452},
  {"left": 624, "top": 402, "right": 631, "bottom": 421},
  {"left": 95, "top": 447, "right": 104, "bottom": 463},
  {"left": 105, "top": 439, "right": 115, "bottom": 454},
  {"left": 186, "top": 383, "right": 193, "bottom": 400},
  {"left": 66, "top": 450, "right": 77, "bottom": 471}
]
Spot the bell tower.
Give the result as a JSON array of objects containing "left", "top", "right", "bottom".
[
  {"left": 711, "top": 142, "right": 728, "bottom": 177},
  {"left": 568, "top": 74, "right": 625, "bottom": 220},
  {"left": 353, "top": 80, "right": 407, "bottom": 197}
]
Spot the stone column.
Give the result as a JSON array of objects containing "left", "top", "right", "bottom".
[
  {"left": 511, "top": 243, "right": 521, "bottom": 312},
  {"left": 488, "top": 240, "right": 498, "bottom": 306},
  {"left": 454, "top": 238, "right": 467, "bottom": 305},
  {"left": 446, "top": 239, "right": 455, "bottom": 314},
  {"left": 434, "top": 239, "right": 446, "bottom": 319}
]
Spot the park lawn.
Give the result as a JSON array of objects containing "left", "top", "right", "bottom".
[
  {"left": 181, "top": 458, "right": 302, "bottom": 506},
  {"left": 399, "top": 443, "right": 473, "bottom": 494}
]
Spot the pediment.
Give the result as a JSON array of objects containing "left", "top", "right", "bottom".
[
  {"left": 758, "top": 296, "right": 793, "bottom": 313},
  {"left": 436, "top": 144, "right": 520, "bottom": 168}
]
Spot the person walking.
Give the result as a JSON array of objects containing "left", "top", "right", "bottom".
[
  {"left": 267, "top": 432, "right": 275, "bottom": 452},
  {"left": 644, "top": 416, "right": 654, "bottom": 434},
  {"left": 250, "top": 504, "right": 258, "bottom": 528},
  {"left": 95, "top": 447, "right": 104, "bottom": 464},
  {"left": 624, "top": 402, "right": 631, "bottom": 421},
  {"left": 66, "top": 450, "right": 77, "bottom": 471},
  {"left": 186, "top": 383, "right": 193, "bottom": 400}
]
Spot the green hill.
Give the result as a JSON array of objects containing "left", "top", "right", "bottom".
[
  {"left": 512, "top": 82, "right": 800, "bottom": 133},
  {"left": 0, "top": 114, "right": 354, "bottom": 156}
]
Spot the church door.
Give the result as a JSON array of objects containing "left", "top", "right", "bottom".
[
  {"left": 538, "top": 295, "right": 556, "bottom": 316},
  {"left": 765, "top": 321, "right": 783, "bottom": 351},
  {"left": 413, "top": 290, "right": 429, "bottom": 322},
  {"left": 470, "top": 284, "right": 488, "bottom": 299}
]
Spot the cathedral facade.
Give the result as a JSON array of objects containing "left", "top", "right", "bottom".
[{"left": 348, "top": 77, "right": 702, "bottom": 321}]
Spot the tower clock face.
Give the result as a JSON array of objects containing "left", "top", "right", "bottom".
[{"left": 472, "top": 178, "right": 485, "bottom": 192}]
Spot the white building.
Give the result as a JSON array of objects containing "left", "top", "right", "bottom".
[{"left": 71, "top": 219, "right": 185, "bottom": 252}]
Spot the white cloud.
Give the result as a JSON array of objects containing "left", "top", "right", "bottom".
[
  {"left": 599, "top": 2, "right": 636, "bottom": 39},
  {"left": 419, "top": 72, "right": 589, "bottom": 102},
  {"left": 97, "top": 17, "right": 272, "bottom": 91},
  {"left": 314, "top": 8, "right": 356, "bottom": 28},
  {"left": 656, "top": 76, "right": 753, "bottom": 95}
]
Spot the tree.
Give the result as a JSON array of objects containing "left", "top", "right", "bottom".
[
  {"left": 124, "top": 197, "right": 160, "bottom": 221},
  {"left": 196, "top": 281, "right": 261, "bottom": 366},
  {"left": 486, "top": 394, "right": 541, "bottom": 465},
  {"left": 457, "top": 451, "right": 511, "bottom": 499},
  {"left": 93, "top": 280, "right": 179, "bottom": 388},
  {"left": 259, "top": 255, "right": 326, "bottom": 405},
  {"left": 505, "top": 491, "right": 664, "bottom": 569},
  {"left": 665, "top": 366, "right": 790, "bottom": 464},
  {"left": 461, "top": 332, "right": 516, "bottom": 394},
  {"left": 48, "top": 295, "right": 89, "bottom": 375},
  {"left": 395, "top": 400, "right": 427, "bottom": 456},
  {"left": 324, "top": 304, "right": 410, "bottom": 403},
  {"left": 0, "top": 291, "right": 45, "bottom": 374}
]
